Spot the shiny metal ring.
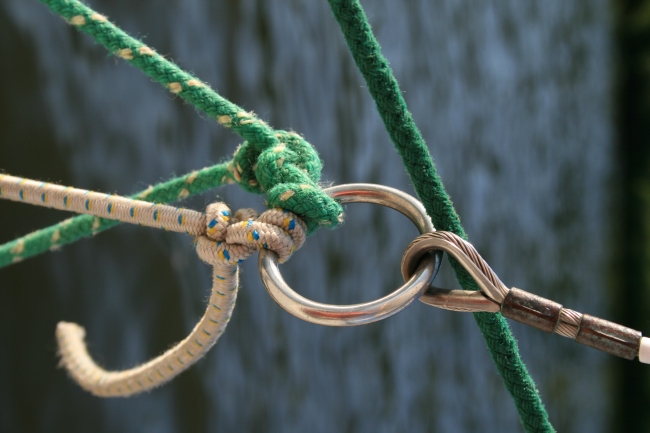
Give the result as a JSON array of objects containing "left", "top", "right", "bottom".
[{"left": 258, "top": 183, "right": 442, "bottom": 326}]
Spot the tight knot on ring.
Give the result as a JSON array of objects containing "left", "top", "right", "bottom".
[
  {"left": 195, "top": 201, "right": 307, "bottom": 266},
  {"left": 226, "top": 130, "right": 343, "bottom": 234}
]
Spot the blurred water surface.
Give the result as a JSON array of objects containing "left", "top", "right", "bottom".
[{"left": 0, "top": 1, "right": 615, "bottom": 432}]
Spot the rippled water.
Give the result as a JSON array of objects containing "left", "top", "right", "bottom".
[{"left": 0, "top": 1, "right": 613, "bottom": 432}]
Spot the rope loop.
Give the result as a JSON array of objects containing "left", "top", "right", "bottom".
[
  {"left": 56, "top": 200, "right": 308, "bottom": 397},
  {"left": 229, "top": 130, "right": 343, "bottom": 234},
  {"left": 198, "top": 201, "right": 307, "bottom": 265}
]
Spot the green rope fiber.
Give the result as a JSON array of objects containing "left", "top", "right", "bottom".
[
  {"left": 326, "top": 1, "right": 554, "bottom": 431},
  {"left": 0, "top": 0, "right": 347, "bottom": 267}
]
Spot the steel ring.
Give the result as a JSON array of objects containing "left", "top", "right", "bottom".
[{"left": 258, "top": 183, "right": 443, "bottom": 326}]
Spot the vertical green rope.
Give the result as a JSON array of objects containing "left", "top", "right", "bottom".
[{"left": 326, "top": 1, "right": 553, "bottom": 431}]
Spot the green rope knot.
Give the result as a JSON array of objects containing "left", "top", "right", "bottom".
[
  {"left": 229, "top": 130, "right": 343, "bottom": 234},
  {"left": 37, "top": 0, "right": 342, "bottom": 235}
]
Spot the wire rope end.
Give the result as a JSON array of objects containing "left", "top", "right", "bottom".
[{"left": 640, "top": 337, "right": 650, "bottom": 364}]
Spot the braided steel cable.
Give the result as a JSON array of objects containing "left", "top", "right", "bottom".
[
  {"left": 403, "top": 232, "right": 650, "bottom": 365},
  {"left": 401, "top": 231, "right": 509, "bottom": 305}
]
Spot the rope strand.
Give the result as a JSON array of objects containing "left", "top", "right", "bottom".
[
  {"left": 0, "top": 174, "right": 206, "bottom": 235},
  {"left": 26, "top": 176, "right": 309, "bottom": 396},
  {"left": 57, "top": 256, "right": 238, "bottom": 397},
  {"left": 0, "top": 163, "right": 230, "bottom": 267}
]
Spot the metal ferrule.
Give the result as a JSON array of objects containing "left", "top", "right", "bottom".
[
  {"left": 575, "top": 314, "right": 641, "bottom": 360},
  {"left": 500, "top": 288, "right": 563, "bottom": 333},
  {"left": 500, "top": 288, "right": 642, "bottom": 360}
]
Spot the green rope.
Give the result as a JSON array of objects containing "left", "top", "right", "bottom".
[
  {"left": 0, "top": 0, "right": 347, "bottom": 267},
  {"left": 326, "top": 1, "right": 554, "bottom": 431}
]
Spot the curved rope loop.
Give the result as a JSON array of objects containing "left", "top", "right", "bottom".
[
  {"left": 401, "top": 231, "right": 509, "bottom": 304},
  {"left": 56, "top": 202, "right": 306, "bottom": 397}
]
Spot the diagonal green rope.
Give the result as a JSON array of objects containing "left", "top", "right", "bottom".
[{"left": 326, "top": 1, "right": 554, "bottom": 431}]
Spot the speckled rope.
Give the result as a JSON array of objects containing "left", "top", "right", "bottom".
[
  {"left": 0, "top": 173, "right": 307, "bottom": 264},
  {"left": 56, "top": 248, "right": 237, "bottom": 397},
  {"left": 2, "top": 174, "right": 308, "bottom": 396},
  {"left": 0, "top": 163, "right": 232, "bottom": 267},
  {"left": 0, "top": 174, "right": 206, "bottom": 236}
]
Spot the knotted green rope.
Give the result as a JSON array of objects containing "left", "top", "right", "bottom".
[
  {"left": 326, "top": 1, "right": 553, "bottom": 431},
  {"left": 0, "top": 0, "right": 345, "bottom": 267}
]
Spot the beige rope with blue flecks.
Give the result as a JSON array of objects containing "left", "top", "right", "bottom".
[
  {"left": 0, "top": 173, "right": 205, "bottom": 237},
  {"left": 0, "top": 173, "right": 307, "bottom": 396}
]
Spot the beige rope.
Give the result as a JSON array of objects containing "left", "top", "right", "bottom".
[
  {"left": 56, "top": 248, "right": 237, "bottom": 397},
  {"left": 0, "top": 173, "right": 308, "bottom": 396},
  {"left": 0, "top": 174, "right": 205, "bottom": 235}
]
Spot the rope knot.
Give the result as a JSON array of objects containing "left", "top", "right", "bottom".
[
  {"left": 227, "top": 130, "right": 343, "bottom": 234},
  {"left": 196, "top": 202, "right": 307, "bottom": 266}
]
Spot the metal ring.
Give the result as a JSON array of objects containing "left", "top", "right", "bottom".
[{"left": 258, "top": 183, "right": 443, "bottom": 326}]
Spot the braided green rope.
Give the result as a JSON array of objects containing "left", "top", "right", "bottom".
[
  {"left": 326, "top": 1, "right": 554, "bottom": 431},
  {"left": 0, "top": 0, "right": 347, "bottom": 267}
]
